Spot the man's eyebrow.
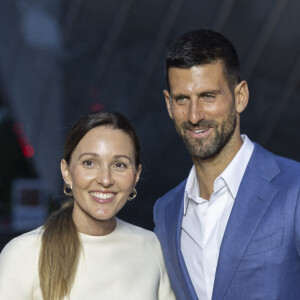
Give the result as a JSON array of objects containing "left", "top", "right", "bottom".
[
  {"left": 171, "top": 93, "right": 190, "bottom": 99},
  {"left": 197, "top": 89, "right": 221, "bottom": 96},
  {"left": 171, "top": 89, "right": 222, "bottom": 99}
]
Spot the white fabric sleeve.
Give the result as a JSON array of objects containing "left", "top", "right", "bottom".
[
  {"left": 0, "top": 230, "right": 41, "bottom": 300},
  {"left": 146, "top": 233, "right": 176, "bottom": 300}
]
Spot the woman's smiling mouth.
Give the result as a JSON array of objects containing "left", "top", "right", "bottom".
[{"left": 90, "top": 191, "right": 116, "bottom": 203}]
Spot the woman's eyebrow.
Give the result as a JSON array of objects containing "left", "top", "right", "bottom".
[
  {"left": 77, "top": 153, "right": 132, "bottom": 162},
  {"left": 113, "top": 155, "right": 132, "bottom": 162},
  {"left": 77, "top": 152, "right": 98, "bottom": 160}
]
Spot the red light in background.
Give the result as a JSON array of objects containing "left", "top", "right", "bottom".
[
  {"left": 13, "top": 122, "right": 35, "bottom": 158},
  {"left": 17, "top": 136, "right": 28, "bottom": 147},
  {"left": 22, "top": 145, "right": 35, "bottom": 158}
]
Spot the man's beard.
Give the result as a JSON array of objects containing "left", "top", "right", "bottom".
[{"left": 175, "top": 105, "right": 237, "bottom": 160}]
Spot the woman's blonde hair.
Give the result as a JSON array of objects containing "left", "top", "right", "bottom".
[{"left": 38, "top": 111, "right": 141, "bottom": 299}]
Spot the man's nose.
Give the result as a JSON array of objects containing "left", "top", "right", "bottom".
[
  {"left": 188, "top": 100, "right": 205, "bottom": 125},
  {"left": 96, "top": 167, "right": 113, "bottom": 187}
]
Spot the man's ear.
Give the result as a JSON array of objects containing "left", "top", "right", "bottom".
[
  {"left": 234, "top": 80, "right": 249, "bottom": 113},
  {"left": 163, "top": 89, "right": 174, "bottom": 119},
  {"left": 61, "top": 159, "right": 72, "bottom": 187}
]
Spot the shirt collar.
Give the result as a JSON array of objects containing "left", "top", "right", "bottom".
[
  {"left": 220, "top": 134, "right": 254, "bottom": 198},
  {"left": 184, "top": 135, "right": 254, "bottom": 214}
]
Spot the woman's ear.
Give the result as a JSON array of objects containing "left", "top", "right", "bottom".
[
  {"left": 235, "top": 80, "right": 249, "bottom": 113},
  {"left": 61, "top": 159, "right": 72, "bottom": 187},
  {"left": 134, "top": 164, "right": 142, "bottom": 186}
]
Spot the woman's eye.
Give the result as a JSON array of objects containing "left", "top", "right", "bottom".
[
  {"left": 83, "top": 160, "right": 94, "bottom": 167},
  {"left": 114, "top": 162, "right": 126, "bottom": 169}
]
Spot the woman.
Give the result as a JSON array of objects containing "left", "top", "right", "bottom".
[{"left": 0, "top": 112, "right": 175, "bottom": 300}]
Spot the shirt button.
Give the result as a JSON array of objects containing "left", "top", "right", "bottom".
[{"left": 202, "top": 212, "right": 207, "bottom": 217}]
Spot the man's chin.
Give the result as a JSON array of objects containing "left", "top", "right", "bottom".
[
  {"left": 184, "top": 142, "right": 205, "bottom": 157},
  {"left": 184, "top": 139, "right": 219, "bottom": 160}
]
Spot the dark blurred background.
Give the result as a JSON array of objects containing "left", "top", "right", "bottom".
[{"left": 0, "top": 0, "right": 299, "bottom": 250}]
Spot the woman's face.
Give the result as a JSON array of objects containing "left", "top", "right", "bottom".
[{"left": 61, "top": 126, "right": 141, "bottom": 235}]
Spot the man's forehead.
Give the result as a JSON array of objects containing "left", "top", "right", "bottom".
[{"left": 168, "top": 63, "right": 226, "bottom": 86}]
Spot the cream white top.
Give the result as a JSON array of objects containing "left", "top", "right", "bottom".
[
  {"left": 0, "top": 218, "right": 175, "bottom": 300},
  {"left": 181, "top": 135, "right": 254, "bottom": 300}
]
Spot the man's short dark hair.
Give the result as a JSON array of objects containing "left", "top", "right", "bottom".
[{"left": 165, "top": 29, "right": 241, "bottom": 91}]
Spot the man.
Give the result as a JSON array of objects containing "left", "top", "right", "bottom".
[{"left": 154, "top": 29, "right": 300, "bottom": 300}]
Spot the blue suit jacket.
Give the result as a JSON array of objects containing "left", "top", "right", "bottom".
[{"left": 154, "top": 143, "right": 300, "bottom": 300}]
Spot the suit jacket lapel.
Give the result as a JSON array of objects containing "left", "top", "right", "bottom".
[
  {"left": 164, "top": 181, "right": 199, "bottom": 300},
  {"left": 212, "top": 144, "right": 280, "bottom": 300}
]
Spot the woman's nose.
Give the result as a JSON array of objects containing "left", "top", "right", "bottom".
[{"left": 96, "top": 167, "right": 113, "bottom": 186}]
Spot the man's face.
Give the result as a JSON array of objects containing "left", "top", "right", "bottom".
[{"left": 164, "top": 61, "right": 241, "bottom": 160}]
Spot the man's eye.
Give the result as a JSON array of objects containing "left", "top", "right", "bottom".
[
  {"left": 203, "top": 94, "right": 215, "bottom": 100},
  {"left": 175, "top": 96, "right": 187, "bottom": 103}
]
